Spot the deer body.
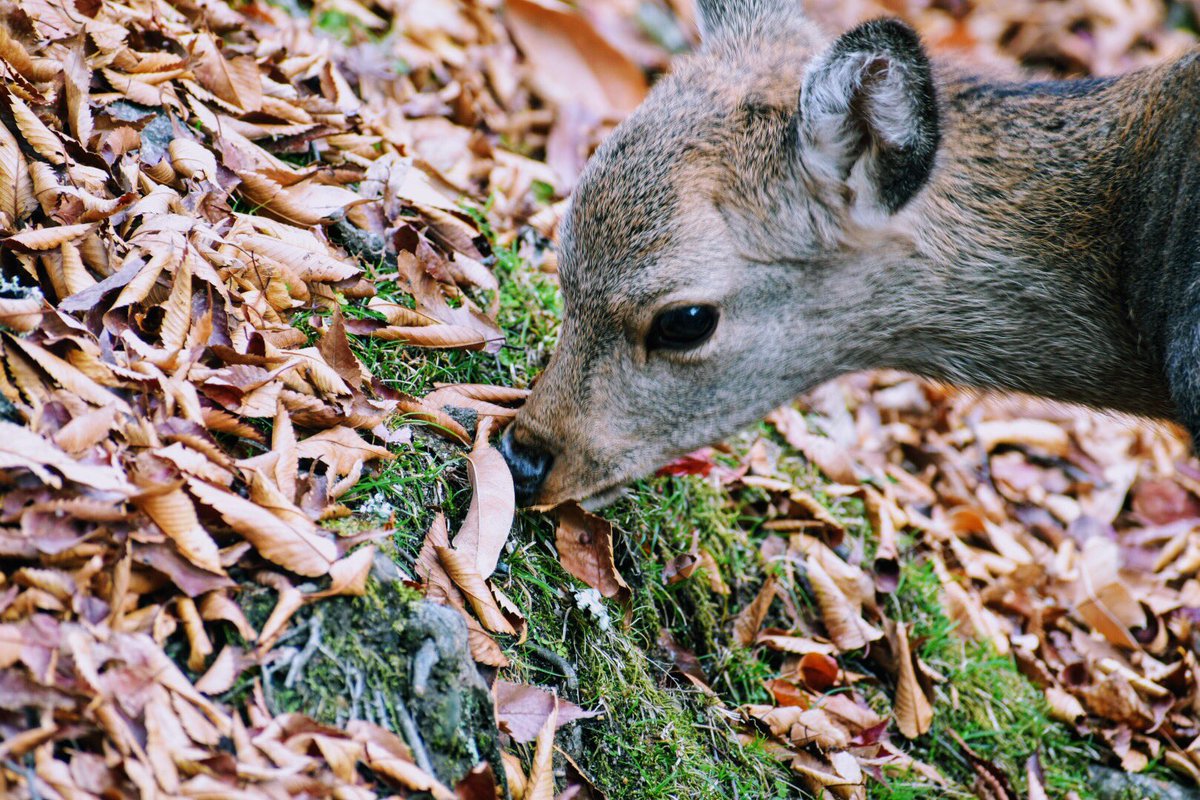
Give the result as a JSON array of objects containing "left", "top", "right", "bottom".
[{"left": 501, "top": 0, "right": 1200, "bottom": 508}]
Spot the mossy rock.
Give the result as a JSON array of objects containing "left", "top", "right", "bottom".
[{"left": 241, "top": 576, "right": 507, "bottom": 795}]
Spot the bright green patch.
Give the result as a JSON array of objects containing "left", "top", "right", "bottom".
[
  {"left": 498, "top": 497, "right": 802, "bottom": 799},
  {"left": 873, "top": 560, "right": 1098, "bottom": 798}
]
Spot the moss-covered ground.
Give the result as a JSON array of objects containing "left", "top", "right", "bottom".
[{"left": 275, "top": 218, "right": 1108, "bottom": 797}]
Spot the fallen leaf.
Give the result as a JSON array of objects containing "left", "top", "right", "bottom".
[
  {"left": 494, "top": 680, "right": 600, "bottom": 744},
  {"left": 892, "top": 623, "right": 934, "bottom": 739},
  {"left": 451, "top": 417, "right": 515, "bottom": 579},
  {"left": 733, "top": 575, "right": 776, "bottom": 648},
  {"left": 506, "top": 0, "right": 646, "bottom": 118},
  {"left": 555, "top": 503, "right": 630, "bottom": 602},
  {"left": 798, "top": 652, "right": 840, "bottom": 692},
  {"left": 525, "top": 696, "right": 558, "bottom": 800},
  {"left": 805, "top": 557, "right": 882, "bottom": 653},
  {"left": 188, "top": 478, "right": 336, "bottom": 577}
]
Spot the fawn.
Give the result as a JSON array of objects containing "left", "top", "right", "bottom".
[{"left": 501, "top": 0, "right": 1200, "bottom": 508}]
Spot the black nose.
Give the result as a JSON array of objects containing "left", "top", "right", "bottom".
[{"left": 499, "top": 428, "right": 553, "bottom": 507}]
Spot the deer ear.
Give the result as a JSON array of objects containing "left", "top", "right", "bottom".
[
  {"left": 800, "top": 18, "right": 939, "bottom": 215},
  {"left": 695, "top": 0, "right": 803, "bottom": 40}
]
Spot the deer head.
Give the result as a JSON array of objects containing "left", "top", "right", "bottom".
[{"left": 501, "top": 0, "right": 940, "bottom": 508}]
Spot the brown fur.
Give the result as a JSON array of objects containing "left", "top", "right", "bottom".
[{"left": 504, "top": 3, "right": 1200, "bottom": 508}]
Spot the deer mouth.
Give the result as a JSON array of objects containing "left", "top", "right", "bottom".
[
  {"left": 528, "top": 466, "right": 639, "bottom": 512},
  {"left": 578, "top": 483, "right": 632, "bottom": 511}
]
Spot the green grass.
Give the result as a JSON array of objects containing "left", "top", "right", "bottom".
[
  {"left": 873, "top": 560, "right": 1098, "bottom": 798},
  {"left": 341, "top": 435, "right": 469, "bottom": 552},
  {"left": 340, "top": 209, "right": 561, "bottom": 399},
  {"left": 498, "top": 495, "right": 803, "bottom": 799},
  {"left": 604, "top": 475, "right": 781, "bottom": 708}
]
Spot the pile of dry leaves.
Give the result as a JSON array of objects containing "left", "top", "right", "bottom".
[
  {"left": 1, "top": 0, "right": 1199, "bottom": 797},
  {"left": 0, "top": 0, "right": 614, "bottom": 794},
  {"left": 713, "top": 377, "right": 1200, "bottom": 796}
]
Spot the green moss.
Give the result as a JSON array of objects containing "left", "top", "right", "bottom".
[
  {"left": 496, "top": 503, "right": 802, "bottom": 799},
  {"left": 873, "top": 560, "right": 1098, "bottom": 798},
  {"left": 234, "top": 579, "right": 501, "bottom": 790}
]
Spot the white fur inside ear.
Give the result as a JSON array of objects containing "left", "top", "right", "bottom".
[
  {"left": 799, "top": 50, "right": 870, "bottom": 183},
  {"left": 846, "top": 157, "right": 891, "bottom": 227},
  {"left": 862, "top": 58, "right": 922, "bottom": 149},
  {"left": 799, "top": 46, "right": 924, "bottom": 219}
]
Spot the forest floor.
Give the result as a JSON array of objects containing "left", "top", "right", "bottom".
[{"left": 3, "top": 0, "right": 1200, "bottom": 798}]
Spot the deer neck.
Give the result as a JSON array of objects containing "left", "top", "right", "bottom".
[{"left": 862, "top": 67, "right": 1178, "bottom": 419}]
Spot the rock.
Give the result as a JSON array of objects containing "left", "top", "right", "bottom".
[
  {"left": 250, "top": 581, "right": 508, "bottom": 796},
  {"left": 1089, "top": 765, "right": 1200, "bottom": 800}
]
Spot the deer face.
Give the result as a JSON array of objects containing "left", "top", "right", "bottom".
[{"left": 502, "top": 2, "right": 940, "bottom": 508}]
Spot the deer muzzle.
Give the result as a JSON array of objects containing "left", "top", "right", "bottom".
[{"left": 498, "top": 427, "right": 554, "bottom": 507}]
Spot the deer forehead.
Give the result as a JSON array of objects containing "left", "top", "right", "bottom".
[{"left": 559, "top": 38, "right": 820, "bottom": 303}]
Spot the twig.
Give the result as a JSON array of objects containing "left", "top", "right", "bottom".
[
  {"left": 393, "top": 692, "right": 438, "bottom": 779},
  {"left": 260, "top": 646, "right": 299, "bottom": 716},
  {"left": 285, "top": 613, "right": 323, "bottom": 689},
  {"left": 523, "top": 643, "right": 578, "bottom": 693}
]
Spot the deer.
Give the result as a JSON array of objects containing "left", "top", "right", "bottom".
[{"left": 499, "top": 0, "right": 1200, "bottom": 509}]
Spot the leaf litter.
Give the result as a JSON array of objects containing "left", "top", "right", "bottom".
[{"left": 0, "top": 0, "right": 1198, "bottom": 797}]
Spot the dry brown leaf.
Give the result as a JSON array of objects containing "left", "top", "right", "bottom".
[
  {"left": 502, "top": 751, "right": 528, "bottom": 800},
  {"left": 190, "top": 33, "right": 263, "bottom": 112},
  {"left": 134, "top": 486, "right": 225, "bottom": 575},
  {"left": 864, "top": 486, "right": 901, "bottom": 592},
  {"left": 806, "top": 557, "right": 882, "bottom": 652},
  {"left": 6, "top": 334, "right": 130, "bottom": 412},
  {"left": 1075, "top": 537, "right": 1145, "bottom": 649},
  {"left": 370, "top": 323, "right": 492, "bottom": 349},
  {"left": 295, "top": 425, "right": 394, "bottom": 478},
  {"left": 790, "top": 750, "right": 864, "bottom": 799},
  {"left": 177, "top": 595, "right": 214, "bottom": 672},
  {"left": 554, "top": 503, "right": 630, "bottom": 602},
  {"left": 798, "top": 652, "right": 840, "bottom": 692},
  {"left": 494, "top": 681, "right": 600, "bottom": 744},
  {"left": 788, "top": 488, "right": 846, "bottom": 545},
  {"left": 239, "top": 233, "right": 360, "bottom": 283},
  {"left": 733, "top": 575, "right": 776, "bottom": 648},
  {"left": 188, "top": 478, "right": 336, "bottom": 577},
  {"left": 6, "top": 93, "right": 66, "bottom": 165},
  {"left": 358, "top": 736, "right": 455, "bottom": 799},
  {"left": 199, "top": 591, "right": 258, "bottom": 642},
  {"left": 0, "top": 420, "right": 134, "bottom": 494},
  {"left": 307, "top": 545, "right": 376, "bottom": 600},
  {"left": 0, "top": 293, "right": 41, "bottom": 334},
  {"left": 451, "top": 417, "right": 515, "bottom": 579},
  {"left": 506, "top": 0, "right": 647, "bottom": 118},
  {"left": 525, "top": 697, "right": 558, "bottom": 800},
  {"left": 3, "top": 222, "right": 97, "bottom": 252},
  {"left": 757, "top": 630, "right": 839, "bottom": 656},
  {"left": 62, "top": 43, "right": 93, "bottom": 145},
  {"left": 0, "top": 121, "right": 36, "bottom": 226},
  {"left": 892, "top": 623, "right": 934, "bottom": 739},
  {"left": 257, "top": 571, "right": 306, "bottom": 649},
  {"left": 194, "top": 645, "right": 250, "bottom": 694},
  {"left": 435, "top": 545, "right": 516, "bottom": 635}
]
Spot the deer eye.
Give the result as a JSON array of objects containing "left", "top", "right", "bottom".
[{"left": 647, "top": 305, "right": 719, "bottom": 351}]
